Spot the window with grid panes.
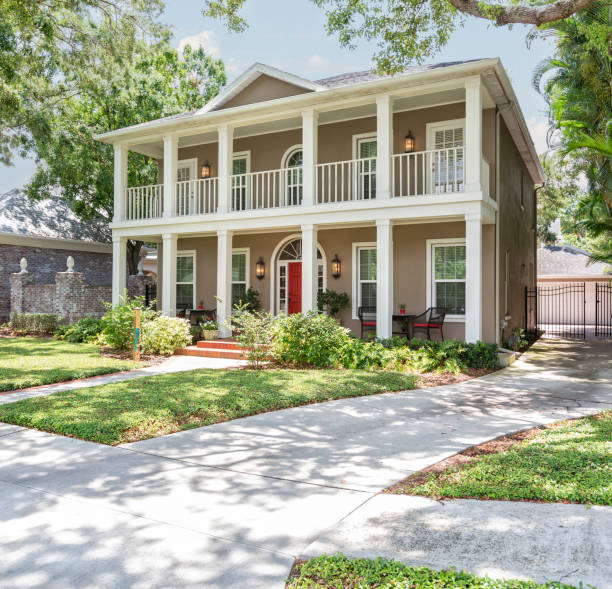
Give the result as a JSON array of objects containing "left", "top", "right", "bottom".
[
  {"left": 232, "top": 156, "right": 248, "bottom": 211},
  {"left": 358, "top": 138, "right": 377, "bottom": 199},
  {"left": 432, "top": 126, "right": 464, "bottom": 192},
  {"left": 432, "top": 244, "right": 466, "bottom": 315},
  {"left": 176, "top": 253, "right": 195, "bottom": 311},
  {"left": 232, "top": 251, "right": 247, "bottom": 305},
  {"left": 358, "top": 247, "right": 377, "bottom": 309}
]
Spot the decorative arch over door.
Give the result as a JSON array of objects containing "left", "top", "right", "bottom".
[{"left": 270, "top": 234, "right": 326, "bottom": 314}]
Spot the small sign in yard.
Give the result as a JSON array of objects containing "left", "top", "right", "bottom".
[{"left": 134, "top": 308, "right": 141, "bottom": 361}]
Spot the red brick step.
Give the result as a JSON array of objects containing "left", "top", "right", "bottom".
[{"left": 196, "top": 339, "right": 241, "bottom": 350}]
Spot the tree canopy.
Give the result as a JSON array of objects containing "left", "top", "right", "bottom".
[{"left": 204, "top": 0, "right": 599, "bottom": 71}]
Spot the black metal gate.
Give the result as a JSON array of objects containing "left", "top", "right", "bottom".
[
  {"left": 145, "top": 283, "right": 157, "bottom": 309},
  {"left": 525, "top": 283, "right": 586, "bottom": 339},
  {"left": 596, "top": 282, "right": 612, "bottom": 337}
]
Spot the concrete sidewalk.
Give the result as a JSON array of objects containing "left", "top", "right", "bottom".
[
  {"left": 1, "top": 338, "right": 611, "bottom": 588},
  {"left": 0, "top": 354, "right": 247, "bottom": 405}
]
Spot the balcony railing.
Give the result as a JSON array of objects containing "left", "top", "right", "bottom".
[
  {"left": 125, "top": 184, "right": 163, "bottom": 220},
  {"left": 121, "top": 147, "right": 485, "bottom": 221},
  {"left": 175, "top": 178, "right": 218, "bottom": 216},
  {"left": 316, "top": 157, "right": 377, "bottom": 204}
]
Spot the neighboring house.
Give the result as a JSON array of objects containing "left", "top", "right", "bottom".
[
  {"left": 537, "top": 244, "right": 611, "bottom": 325},
  {"left": 96, "top": 59, "right": 542, "bottom": 343},
  {"left": 0, "top": 189, "right": 112, "bottom": 320}
]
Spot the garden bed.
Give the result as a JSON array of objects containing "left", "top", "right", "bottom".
[{"left": 387, "top": 411, "right": 611, "bottom": 505}]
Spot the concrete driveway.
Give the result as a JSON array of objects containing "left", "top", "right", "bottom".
[{"left": 1, "top": 338, "right": 611, "bottom": 588}]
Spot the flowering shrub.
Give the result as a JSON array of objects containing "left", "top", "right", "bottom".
[
  {"left": 140, "top": 315, "right": 191, "bottom": 355},
  {"left": 100, "top": 294, "right": 156, "bottom": 350},
  {"left": 231, "top": 304, "right": 276, "bottom": 367}
]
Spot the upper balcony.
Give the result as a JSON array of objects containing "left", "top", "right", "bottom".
[{"left": 100, "top": 59, "right": 542, "bottom": 232}]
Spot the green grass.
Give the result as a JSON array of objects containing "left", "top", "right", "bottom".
[
  {"left": 392, "top": 411, "right": 612, "bottom": 505},
  {"left": 0, "top": 338, "right": 140, "bottom": 392},
  {"left": 286, "top": 554, "right": 581, "bottom": 588},
  {"left": 0, "top": 368, "right": 415, "bottom": 445}
]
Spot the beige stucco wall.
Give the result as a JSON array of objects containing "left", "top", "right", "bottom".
[
  {"left": 167, "top": 221, "right": 496, "bottom": 342},
  {"left": 498, "top": 117, "right": 537, "bottom": 336},
  {"left": 217, "top": 74, "right": 312, "bottom": 110}
]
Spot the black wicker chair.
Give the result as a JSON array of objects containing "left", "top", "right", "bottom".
[{"left": 411, "top": 307, "right": 447, "bottom": 340}]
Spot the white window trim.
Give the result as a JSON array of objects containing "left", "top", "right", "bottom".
[
  {"left": 177, "top": 158, "right": 198, "bottom": 181},
  {"left": 426, "top": 238, "right": 466, "bottom": 322},
  {"left": 176, "top": 249, "right": 196, "bottom": 310},
  {"left": 232, "top": 150, "right": 251, "bottom": 172},
  {"left": 281, "top": 144, "right": 303, "bottom": 169},
  {"left": 280, "top": 144, "right": 303, "bottom": 206},
  {"left": 352, "top": 241, "right": 376, "bottom": 320},
  {"left": 352, "top": 133, "right": 377, "bottom": 201},
  {"left": 231, "top": 247, "right": 250, "bottom": 304},
  {"left": 425, "top": 118, "right": 466, "bottom": 196}
]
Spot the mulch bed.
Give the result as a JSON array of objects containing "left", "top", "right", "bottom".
[
  {"left": 414, "top": 367, "right": 495, "bottom": 388},
  {"left": 384, "top": 418, "right": 582, "bottom": 497},
  {"left": 100, "top": 348, "right": 167, "bottom": 366}
]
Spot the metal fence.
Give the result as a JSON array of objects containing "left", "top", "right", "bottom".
[
  {"left": 596, "top": 282, "right": 612, "bottom": 338},
  {"left": 525, "top": 283, "right": 586, "bottom": 339}
]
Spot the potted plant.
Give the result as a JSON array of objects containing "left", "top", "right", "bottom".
[
  {"left": 317, "top": 290, "right": 350, "bottom": 323},
  {"left": 197, "top": 300, "right": 204, "bottom": 310},
  {"left": 200, "top": 319, "right": 219, "bottom": 340},
  {"left": 399, "top": 303, "right": 406, "bottom": 315}
]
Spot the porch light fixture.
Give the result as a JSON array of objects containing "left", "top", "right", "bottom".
[
  {"left": 331, "top": 254, "right": 341, "bottom": 279},
  {"left": 404, "top": 131, "right": 415, "bottom": 153},
  {"left": 201, "top": 161, "right": 211, "bottom": 179},
  {"left": 255, "top": 257, "right": 265, "bottom": 280}
]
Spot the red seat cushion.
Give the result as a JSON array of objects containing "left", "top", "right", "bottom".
[
  {"left": 414, "top": 323, "right": 441, "bottom": 328},
  {"left": 362, "top": 321, "right": 377, "bottom": 326}
]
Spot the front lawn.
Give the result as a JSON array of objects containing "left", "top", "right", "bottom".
[
  {"left": 0, "top": 338, "right": 140, "bottom": 392},
  {"left": 389, "top": 411, "right": 612, "bottom": 505},
  {"left": 0, "top": 368, "right": 415, "bottom": 445},
  {"left": 286, "top": 554, "right": 580, "bottom": 588}
]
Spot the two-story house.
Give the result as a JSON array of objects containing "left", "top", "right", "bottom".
[{"left": 96, "top": 58, "right": 542, "bottom": 344}]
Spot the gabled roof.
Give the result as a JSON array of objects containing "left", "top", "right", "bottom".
[
  {"left": 0, "top": 189, "right": 110, "bottom": 244},
  {"left": 537, "top": 245, "right": 611, "bottom": 278},
  {"left": 198, "top": 63, "right": 325, "bottom": 113}
]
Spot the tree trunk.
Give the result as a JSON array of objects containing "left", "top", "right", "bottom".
[
  {"left": 126, "top": 240, "right": 143, "bottom": 275},
  {"left": 446, "top": 0, "right": 598, "bottom": 25}
]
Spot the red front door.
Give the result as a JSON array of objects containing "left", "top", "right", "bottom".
[{"left": 288, "top": 262, "right": 302, "bottom": 314}]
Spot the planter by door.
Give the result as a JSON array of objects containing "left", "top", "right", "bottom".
[{"left": 288, "top": 262, "right": 302, "bottom": 314}]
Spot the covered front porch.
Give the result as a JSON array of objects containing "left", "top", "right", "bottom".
[{"left": 113, "top": 215, "right": 496, "bottom": 343}]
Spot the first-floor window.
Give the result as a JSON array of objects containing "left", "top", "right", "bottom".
[
  {"left": 431, "top": 242, "right": 466, "bottom": 316},
  {"left": 358, "top": 246, "right": 377, "bottom": 309},
  {"left": 176, "top": 252, "right": 195, "bottom": 311},
  {"left": 232, "top": 249, "right": 249, "bottom": 306}
]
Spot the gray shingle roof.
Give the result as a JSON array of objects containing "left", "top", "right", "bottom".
[
  {"left": 0, "top": 189, "right": 110, "bottom": 243},
  {"left": 315, "top": 60, "right": 483, "bottom": 89},
  {"left": 537, "top": 245, "right": 611, "bottom": 277}
]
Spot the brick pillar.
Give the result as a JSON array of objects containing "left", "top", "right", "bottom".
[
  {"left": 55, "top": 271, "right": 87, "bottom": 323},
  {"left": 9, "top": 272, "right": 34, "bottom": 314},
  {"left": 127, "top": 274, "right": 153, "bottom": 300}
]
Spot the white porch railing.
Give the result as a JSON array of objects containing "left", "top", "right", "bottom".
[
  {"left": 392, "top": 147, "right": 465, "bottom": 197},
  {"left": 231, "top": 167, "right": 303, "bottom": 211},
  {"left": 124, "top": 184, "right": 163, "bottom": 220},
  {"left": 175, "top": 178, "right": 218, "bottom": 216},
  {"left": 316, "top": 157, "right": 377, "bottom": 204}
]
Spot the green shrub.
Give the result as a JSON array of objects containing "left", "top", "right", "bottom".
[
  {"left": 140, "top": 315, "right": 191, "bottom": 355},
  {"left": 9, "top": 312, "right": 59, "bottom": 335},
  {"left": 55, "top": 317, "right": 103, "bottom": 343},
  {"left": 317, "top": 289, "right": 350, "bottom": 317},
  {"left": 100, "top": 294, "right": 156, "bottom": 350},
  {"left": 272, "top": 311, "right": 350, "bottom": 367},
  {"left": 337, "top": 337, "right": 388, "bottom": 370},
  {"left": 231, "top": 304, "right": 276, "bottom": 367}
]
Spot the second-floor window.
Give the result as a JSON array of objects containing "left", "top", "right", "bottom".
[
  {"left": 285, "top": 148, "right": 303, "bottom": 206},
  {"left": 232, "top": 153, "right": 250, "bottom": 211},
  {"left": 427, "top": 120, "right": 465, "bottom": 193},
  {"left": 357, "top": 137, "right": 377, "bottom": 200}
]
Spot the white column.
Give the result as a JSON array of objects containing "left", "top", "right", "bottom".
[
  {"left": 301, "top": 224, "right": 318, "bottom": 312},
  {"left": 113, "top": 145, "right": 127, "bottom": 222},
  {"left": 302, "top": 108, "right": 318, "bottom": 207},
  {"left": 161, "top": 233, "right": 177, "bottom": 316},
  {"left": 376, "top": 219, "right": 393, "bottom": 338},
  {"left": 216, "top": 229, "right": 233, "bottom": 337},
  {"left": 465, "top": 214, "right": 483, "bottom": 342},
  {"left": 163, "top": 135, "right": 178, "bottom": 218},
  {"left": 376, "top": 95, "right": 393, "bottom": 200},
  {"left": 217, "top": 124, "right": 234, "bottom": 213},
  {"left": 111, "top": 234, "right": 127, "bottom": 305},
  {"left": 464, "top": 76, "right": 483, "bottom": 193}
]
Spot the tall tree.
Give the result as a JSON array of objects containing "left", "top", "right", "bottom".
[
  {"left": 24, "top": 39, "right": 226, "bottom": 271},
  {"left": 532, "top": 1, "right": 612, "bottom": 262},
  {"left": 204, "top": 0, "right": 598, "bottom": 71}
]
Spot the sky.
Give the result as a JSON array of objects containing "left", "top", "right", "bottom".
[{"left": 0, "top": 0, "right": 554, "bottom": 193}]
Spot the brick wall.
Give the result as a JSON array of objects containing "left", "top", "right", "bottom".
[{"left": 0, "top": 243, "right": 113, "bottom": 320}]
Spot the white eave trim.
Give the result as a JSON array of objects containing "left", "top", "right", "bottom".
[{"left": 0, "top": 231, "right": 112, "bottom": 253}]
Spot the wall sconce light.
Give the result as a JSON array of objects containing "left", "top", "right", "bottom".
[
  {"left": 404, "top": 130, "right": 415, "bottom": 153},
  {"left": 331, "top": 254, "right": 341, "bottom": 279},
  {"left": 201, "top": 161, "right": 211, "bottom": 179},
  {"left": 255, "top": 257, "right": 265, "bottom": 280}
]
